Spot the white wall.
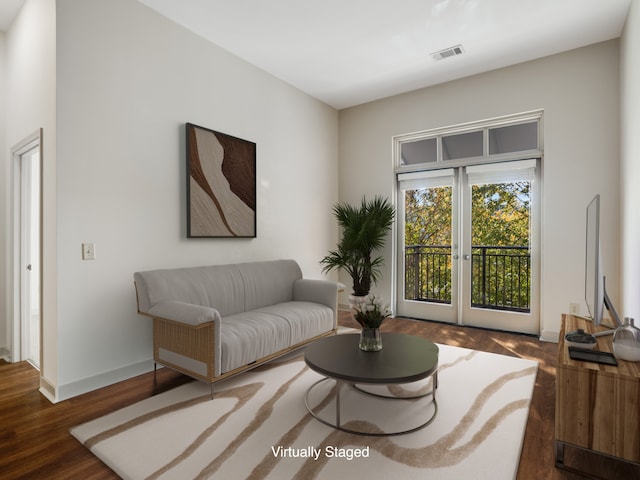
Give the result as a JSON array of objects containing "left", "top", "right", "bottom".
[
  {"left": 54, "top": 0, "right": 338, "bottom": 400},
  {"left": 2, "top": 0, "right": 56, "bottom": 387},
  {"left": 339, "top": 40, "right": 621, "bottom": 341},
  {"left": 621, "top": 0, "right": 640, "bottom": 322}
]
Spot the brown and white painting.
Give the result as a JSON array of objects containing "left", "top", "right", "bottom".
[{"left": 186, "top": 123, "right": 256, "bottom": 238}]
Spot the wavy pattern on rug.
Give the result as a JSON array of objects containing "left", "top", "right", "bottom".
[{"left": 71, "top": 342, "right": 538, "bottom": 480}]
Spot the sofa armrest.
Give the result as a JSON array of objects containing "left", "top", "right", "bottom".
[
  {"left": 147, "top": 300, "right": 221, "bottom": 326},
  {"left": 293, "top": 279, "right": 340, "bottom": 312}
]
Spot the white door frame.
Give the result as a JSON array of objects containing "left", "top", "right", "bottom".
[{"left": 9, "top": 129, "right": 43, "bottom": 366}]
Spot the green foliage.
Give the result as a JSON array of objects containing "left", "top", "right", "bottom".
[
  {"left": 404, "top": 186, "right": 453, "bottom": 303},
  {"left": 471, "top": 182, "right": 530, "bottom": 247},
  {"left": 469, "top": 182, "right": 531, "bottom": 310},
  {"left": 404, "top": 186, "right": 452, "bottom": 246},
  {"left": 320, "top": 196, "right": 395, "bottom": 296},
  {"left": 403, "top": 181, "right": 531, "bottom": 311}
]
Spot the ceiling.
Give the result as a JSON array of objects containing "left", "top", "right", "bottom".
[
  {"left": 1, "top": 1, "right": 632, "bottom": 109},
  {"left": 139, "top": 0, "right": 631, "bottom": 109}
]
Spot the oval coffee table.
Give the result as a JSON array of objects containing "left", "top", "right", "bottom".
[{"left": 304, "top": 332, "right": 439, "bottom": 436}]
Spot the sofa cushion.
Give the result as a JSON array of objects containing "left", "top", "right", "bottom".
[
  {"left": 219, "top": 301, "right": 333, "bottom": 374},
  {"left": 254, "top": 302, "right": 334, "bottom": 345},
  {"left": 135, "top": 264, "right": 245, "bottom": 316},
  {"left": 237, "top": 260, "right": 302, "bottom": 311},
  {"left": 220, "top": 310, "right": 293, "bottom": 374}
]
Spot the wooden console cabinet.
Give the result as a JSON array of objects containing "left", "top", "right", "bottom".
[{"left": 556, "top": 314, "right": 640, "bottom": 469}]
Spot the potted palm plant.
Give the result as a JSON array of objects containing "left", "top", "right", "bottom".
[
  {"left": 320, "top": 195, "right": 394, "bottom": 351},
  {"left": 320, "top": 195, "right": 395, "bottom": 297}
]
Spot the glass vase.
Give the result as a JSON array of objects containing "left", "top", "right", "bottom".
[
  {"left": 613, "top": 317, "right": 640, "bottom": 362},
  {"left": 359, "top": 327, "right": 382, "bottom": 351}
]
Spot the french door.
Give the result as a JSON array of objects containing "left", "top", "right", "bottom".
[{"left": 396, "top": 159, "right": 540, "bottom": 335}]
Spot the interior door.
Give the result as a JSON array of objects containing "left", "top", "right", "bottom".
[
  {"left": 11, "top": 132, "right": 42, "bottom": 368},
  {"left": 21, "top": 145, "right": 41, "bottom": 367}
]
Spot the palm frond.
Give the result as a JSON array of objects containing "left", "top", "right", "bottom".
[{"left": 320, "top": 195, "right": 395, "bottom": 295}]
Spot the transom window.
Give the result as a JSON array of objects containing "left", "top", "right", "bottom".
[{"left": 396, "top": 111, "right": 542, "bottom": 171}]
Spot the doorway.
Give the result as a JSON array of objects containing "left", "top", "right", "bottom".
[
  {"left": 396, "top": 159, "right": 540, "bottom": 335},
  {"left": 11, "top": 131, "right": 42, "bottom": 368}
]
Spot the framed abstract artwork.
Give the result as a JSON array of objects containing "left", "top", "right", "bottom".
[{"left": 186, "top": 123, "right": 256, "bottom": 238}]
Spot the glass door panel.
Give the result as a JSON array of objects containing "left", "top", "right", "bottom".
[
  {"left": 396, "top": 170, "right": 458, "bottom": 323},
  {"left": 460, "top": 161, "right": 539, "bottom": 334}
]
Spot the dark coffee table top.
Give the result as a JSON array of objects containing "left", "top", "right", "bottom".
[{"left": 304, "top": 333, "right": 438, "bottom": 384}]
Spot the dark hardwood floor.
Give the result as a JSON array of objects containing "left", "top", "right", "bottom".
[{"left": 1, "top": 312, "right": 638, "bottom": 479}]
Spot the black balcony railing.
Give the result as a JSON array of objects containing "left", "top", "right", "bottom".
[
  {"left": 405, "top": 245, "right": 452, "bottom": 304},
  {"left": 404, "top": 245, "right": 531, "bottom": 313}
]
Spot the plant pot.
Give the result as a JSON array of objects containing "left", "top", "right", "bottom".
[
  {"left": 359, "top": 327, "right": 382, "bottom": 351},
  {"left": 348, "top": 294, "right": 366, "bottom": 322},
  {"left": 348, "top": 294, "right": 366, "bottom": 308}
]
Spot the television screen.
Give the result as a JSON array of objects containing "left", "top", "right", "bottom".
[
  {"left": 585, "top": 195, "right": 603, "bottom": 325},
  {"left": 584, "top": 194, "right": 622, "bottom": 335}
]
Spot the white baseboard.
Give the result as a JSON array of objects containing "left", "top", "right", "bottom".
[
  {"left": 540, "top": 329, "right": 560, "bottom": 343},
  {"left": 39, "top": 376, "right": 57, "bottom": 403},
  {"left": 0, "top": 346, "right": 10, "bottom": 362},
  {"left": 55, "top": 359, "right": 156, "bottom": 402}
]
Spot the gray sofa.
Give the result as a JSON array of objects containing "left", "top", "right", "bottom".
[{"left": 134, "top": 259, "right": 338, "bottom": 388}]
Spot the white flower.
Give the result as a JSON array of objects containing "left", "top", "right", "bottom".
[{"left": 352, "top": 292, "right": 391, "bottom": 328}]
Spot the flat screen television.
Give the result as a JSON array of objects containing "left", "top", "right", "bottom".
[{"left": 585, "top": 194, "right": 622, "bottom": 336}]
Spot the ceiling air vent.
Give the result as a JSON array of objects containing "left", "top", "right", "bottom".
[{"left": 432, "top": 45, "right": 464, "bottom": 61}]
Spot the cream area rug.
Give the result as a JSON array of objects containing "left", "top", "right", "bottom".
[{"left": 71, "top": 337, "right": 538, "bottom": 480}]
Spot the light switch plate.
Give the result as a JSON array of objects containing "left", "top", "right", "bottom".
[{"left": 82, "top": 243, "right": 96, "bottom": 260}]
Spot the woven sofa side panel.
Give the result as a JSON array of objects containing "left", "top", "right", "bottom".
[{"left": 153, "top": 318, "right": 215, "bottom": 381}]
